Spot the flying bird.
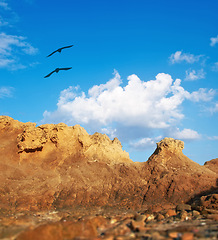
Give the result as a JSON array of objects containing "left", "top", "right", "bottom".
[
  {"left": 46, "top": 45, "right": 74, "bottom": 57},
  {"left": 44, "top": 67, "right": 72, "bottom": 78}
]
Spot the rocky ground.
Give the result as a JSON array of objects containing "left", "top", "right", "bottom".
[
  {"left": 1, "top": 194, "right": 218, "bottom": 239},
  {"left": 0, "top": 116, "right": 217, "bottom": 239}
]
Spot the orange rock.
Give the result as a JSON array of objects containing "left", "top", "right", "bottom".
[
  {"left": 0, "top": 116, "right": 217, "bottom": 213},
  {"left": 16, "top": 219, "right": 98, "bottom": 240},
  {"left": 166, "top": 209, "right": 177, "bottom": 217},
  {"left": 181, "top": 232, "right": 194, "bottom": 240},
  {"left": 130, "top": 220, "right": 145, "bottom": 231},
  {"left": 15, "top": 223, "right": 63, "bottom": 240},
  {"left": 156, "top": 213, "right": 165, "bottom": 221},
  {"left": 168, "top": 232, "right": 179, "bottom": 238}
]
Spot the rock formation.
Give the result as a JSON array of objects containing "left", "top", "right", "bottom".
[
  {"left": 204, "top": 158, "right": 218, "bottom": 174},
  {"left": 143, "top": 137, "right": 217, "bottom": 204},
  {"left": 0, "top": 116, "right": 217, "bottom": 213}
]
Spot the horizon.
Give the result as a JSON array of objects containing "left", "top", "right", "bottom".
[{"left": 0, "top": 0, "right": 218, "bottom": 165}]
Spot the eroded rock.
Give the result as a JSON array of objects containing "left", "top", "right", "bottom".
[{"left": 0, "top": 116, "right": 217, "bottom": 213}]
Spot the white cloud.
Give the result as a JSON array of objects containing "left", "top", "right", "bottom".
[
  {"left": 0, "top": 32, "right": 38, "bottom": 55},
  {"left": 101, "top": 127, "right": 117, "bottom": 139},
  {"left": 0, "top": 86, "right": 14, "bottom": 98},
  {"left": 42, "top": 71, "right": 215, "bottom": 140},
  {"left": 43, "top": 72, "right": 182, "bottom": 128},
  {"left": 208, "top": 136, "right": 218, "bottom": 140},
  {"left": 88, "top": 71, "right": 121, "bottom": 98},
  {"left": 0, "top": 32, "right": 38, "bottom": 69},
  {"left": 129, "top": 136, "right": 162, "bottom": 150},
  {"left": 187, "top": 88, "right": 215, "bottom": 102},
  {"left": 0, "top": 3, "right": 38, "bottom": 70},
  {"left": 209, "top": 103, "right": 218, "bottom": 113},
  {"left": 128, "top": 127, "right": 201, "bottom": 151},
  {"left": 185, "top": 69, "right": 206, "bottom": 81},
  {"left": 170, "top": 128, "right": 201, "bottom": 140},
  {"left": 169, "top": 51, "right": 203, "bottom": 64},
  {"left": 129, "top": 127, "right": 201, "bottom": 151},
  {"left": 0, "top": 57, "right": 14, "bottom": 67},
  {"left": 210, "top": 35, "right": 218, "bottom": 47}
]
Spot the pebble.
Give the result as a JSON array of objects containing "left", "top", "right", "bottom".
[{"left": 5, "top": 202, "right": 218, "bottom": 240}]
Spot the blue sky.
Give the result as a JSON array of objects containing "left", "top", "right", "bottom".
[{"left": 0, "top": 0, "right": 218, "bottom": 165}]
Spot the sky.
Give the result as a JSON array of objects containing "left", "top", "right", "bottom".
[{"left": 0, "top": 0, "right": 218, "bottom": 165}]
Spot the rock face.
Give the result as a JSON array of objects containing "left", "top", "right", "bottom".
[{"left": 0, "top": 116, "right": 217, "bottom": 213}]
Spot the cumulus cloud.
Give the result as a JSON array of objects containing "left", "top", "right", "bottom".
[
  {"left": 43, "top": 71, "right": 183, "bottom": 128},
  {"left": 169, "top": 51, "right": 203, "bottom": 64},
  {"left": 0, "top": 32, "right": 38, "bottom": 69},
  {"left": 42, "top": 71, "right": 215, "bottom": 146},
  {"left": 210, "top": 35, "right": 218, "bottom": 47},
  {"left": 185, "top": 69, "right": 206, "bottom": 81},
  {"left": 0, "top": 86, "right": 14, "bottom": 98}
]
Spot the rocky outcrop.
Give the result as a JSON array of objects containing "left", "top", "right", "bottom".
[
  {"left": 137, "top": 137, "right": 217, "bottom": 205},
  {"left": 15, "top": 121, "right": 131, "bottom": 165},
  {"left": 204, "top": 158, "right": 218, "bottom": 174},
  {"left": 0, "top": 116, "right": 217, "bottom": 213},
  {"left": 147, "top": 137, "right": 207, "bottom": 171}
]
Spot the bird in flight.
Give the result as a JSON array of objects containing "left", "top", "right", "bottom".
[
  {"left": 44, "top": 67, "right": 72, "bottom": 78},
  {"left": 46, "top": 45, "right": 74, "bottom": 57}
]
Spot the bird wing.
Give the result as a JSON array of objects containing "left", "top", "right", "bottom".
[
  {"left": 46, "top": 45, "right": 73, "bottom": 57},
  {"left": 46, "top": 50, "right": 58, "bottom": 57},
  {"left": 44, "top": 69, "right": 56, "bottom": 78},
  {"left": 59, "top": 67, "right": 72, "bottom": 71},
  {"left": 61, "top": 45, "right": 74, "bottom": 50}
]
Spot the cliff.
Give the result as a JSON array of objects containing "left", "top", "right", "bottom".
[{"left": 0, "top": 116, "right": 217, "bottom": 212}]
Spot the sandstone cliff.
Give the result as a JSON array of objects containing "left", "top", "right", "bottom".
[{"left": 0, "top": 116, "right": 217, "bottom": 212}]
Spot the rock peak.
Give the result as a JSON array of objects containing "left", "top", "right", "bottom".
[{"left": 156, "top": 137, "right": 184, "bottom": 153}]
